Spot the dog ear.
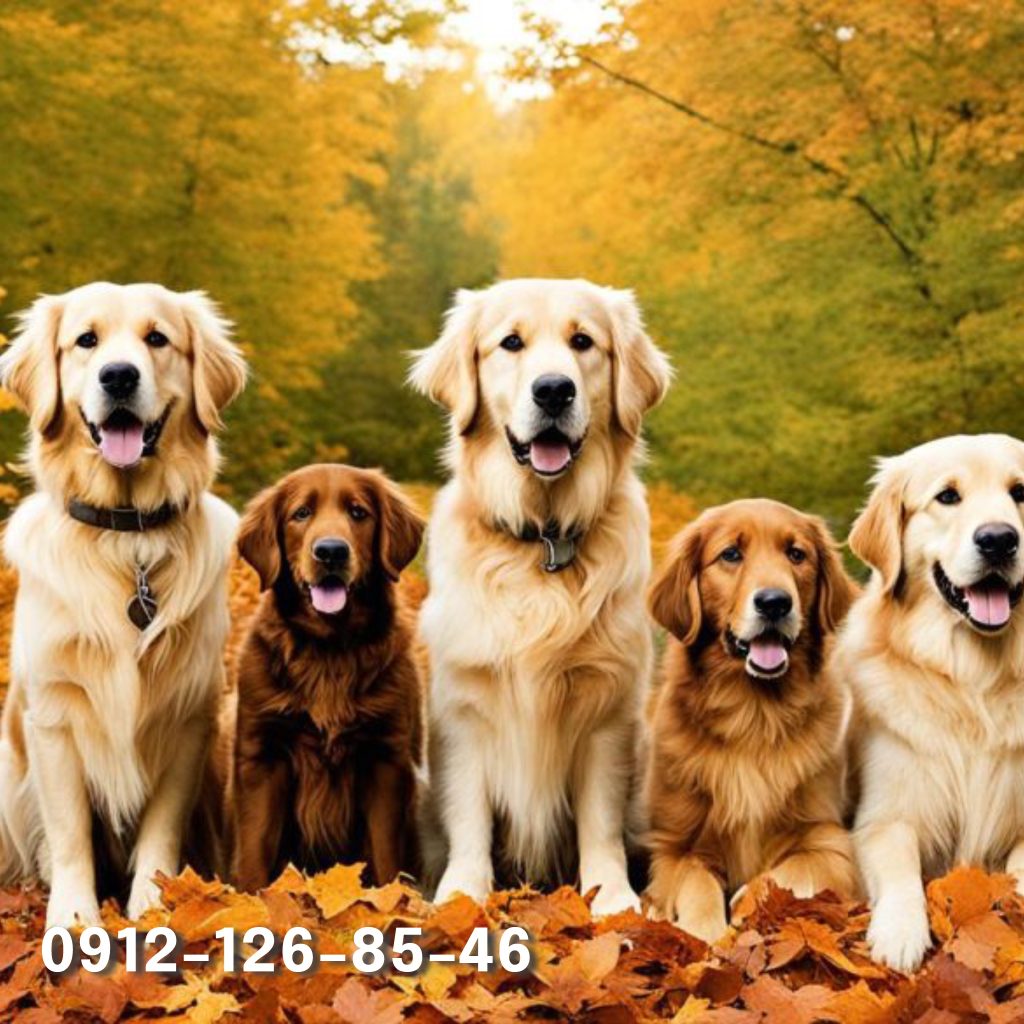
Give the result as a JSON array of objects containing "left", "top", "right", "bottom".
[
  {"left": 849, "top": 457, "right": 906, "bottom": 596},
  {"left": 649, "top": 519, "right": 705, "bottom": 645},
  {"left": 606, "top": 288, "right": 672, "bottom": 438},
  {"left": 0, "top": 294, "right": 65, "bottom": 438},
  {"left": 180, "top": 291, "right": 248, "bottom": 434},
  {"left": 808, "top": 515, "right": 857, "bottom": 633},
  {"left": 238, "top": 484, "right": 283, "bottom": 591},
  {"left": 408, "top": 289, "right": 481, "bottom": 435},
  {"left": 373, "top": 474, "right": 424, "bottom": 582}
]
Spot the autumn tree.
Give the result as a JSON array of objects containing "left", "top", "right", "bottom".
[{"left": 486, "top": 0, "right": 1024, "bottom": 525}]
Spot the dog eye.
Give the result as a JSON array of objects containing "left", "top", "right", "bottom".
[
  {"left": 720, "top": 545, "right": 743, "bottom": 563},
  {"left": 500, "top": 334, "right": 524, "bottom": 352},
  {"left": 787, "top": 545, "right": 807, "bottom": 565},
  {"left": 291, "top": 506, "right": 312, "bottom": 522},
  {"left": 570, "top": 332, "right": 594, "bottom": 352},
  {"left": 75, "top": 331, "right": 98, "bottom": 349},
  {"left": 1011, "top": 484, "right": 1024, "bottom": 503},
  {"left": 144, "top": 330, "right": 169, "bottom": 348},
  {"left": 349, "top": 503, "right": 368, "bottom": 521},
  {"left": 935, "top": 487, "right": 961, "bottom": 506}
]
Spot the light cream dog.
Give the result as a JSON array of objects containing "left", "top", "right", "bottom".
[
  {"left": 410, "top": 278, "right": 671, "bottom": 914},
  {"left": 836, "top": 433, "right": 1024, "bottom": 971},
  {"left": 0, "top": 282, "right": 246, "bottom": 927}
]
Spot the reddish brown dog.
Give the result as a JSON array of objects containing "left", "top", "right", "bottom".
[
  {"left": 645, "top": 499, "right": 860, "bottom": 942},
  {"left": 232, "top": 464, "right": 424, "bottom": 891}
]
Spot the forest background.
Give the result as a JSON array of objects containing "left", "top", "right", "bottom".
[{"left": 1, "top": 0, "right": 1021, "bottom": 542}]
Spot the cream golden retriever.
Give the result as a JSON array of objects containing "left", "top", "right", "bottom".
[
  {"left": 0, "top": 282, "right": 246, "bottom": 927},
  {"left": 410, "top": 278, "right": 671, "bottom": 914},
  {"left": 836, "top": 433, "right": 1024, "bottom": 971}
]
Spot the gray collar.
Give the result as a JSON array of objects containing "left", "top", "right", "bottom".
[{"left": 499, "top": 518, "right": 584, "bottom": 573}]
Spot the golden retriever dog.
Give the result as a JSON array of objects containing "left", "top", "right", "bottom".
[
  {"left": 409, "top": 278, "right": 671, "bottom": 914},
  {"left": 836, "top": 433, "right": 1024, "bottom": 971},
  {"left": 0, "top": 282, "right": 246, "bottom": 927},
  {"left": 645, "top": 499, "right": 859, "bottom": 942},
  {"left": 232, "top": 464, "right": 424, "bottom": 891}
]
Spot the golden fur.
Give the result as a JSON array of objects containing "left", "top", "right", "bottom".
[
  {"left": 835, "top": 433, "right": 1024, "bottom": 972},
  {"left": 0, "top": 282, "right": 246, "bottom": 927},
  {"left": 410, "top": 278, "right": 671, "bottom": 914},
  {"left": 645, "top": 499, "right": 859, "bottom": 942}
]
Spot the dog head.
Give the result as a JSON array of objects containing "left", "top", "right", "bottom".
[
  {"left": 651, "top": 499, "right": 855, "bottom": 682},
  {"left": 410, "top": 278, "right": 670, "bottom": 471},
  {"left": 238, "top": 464, "right": 423, "bottom": 624},
  {"left": 850, "top": 433, "right": 1024, "bottom": 636},
  {"left": 0, "top": 282, "right": 246, "bottom": 506}
]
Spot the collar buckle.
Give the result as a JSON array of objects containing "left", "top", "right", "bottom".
[{"left": 540, "top": 531, "right": 577, "bottom": 573}]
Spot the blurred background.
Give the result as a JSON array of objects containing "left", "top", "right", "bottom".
[{"left": 1, "top": 0, "right": 1022, "bottom": 541}]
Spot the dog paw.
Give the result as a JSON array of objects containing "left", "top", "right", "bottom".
[
  {"left": 673, "top": 903, "right": 729, "bottom": 946},
  {"left": 46, "top": 884, "right": 101, "bottom": 930},
  {"left": 433, "top": 864, "right": 492, "bottom": 905},
  {"left": 867, "top": 891, "right": 931, "bottom": 972},
  {"left": 589, "top": 879, "right": 641, "bottom": 917},
  {"left": 127, "top": 876, "right": 164, "bottom": 921}
]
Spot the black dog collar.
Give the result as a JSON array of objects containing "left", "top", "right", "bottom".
[
  {"left": 67, "top": 499, "right": 179, "bottom": 533},
  {"left": 506, "top": 519, "right": 584, "bottom": 573}
]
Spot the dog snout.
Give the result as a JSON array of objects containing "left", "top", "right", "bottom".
[
  {"left": 753, "top": 588, "right": 793, "bottom": 622},
  {"left": 99, "top": 362, "right": 141, "bottom": 401},
  {"left": 531, "top": 374, "right": 576, "bottom": 418},
  {"left": 312, "top": 537, "right": 350, "bottom": 566},
  {"left": 973, "top": 522, "right": 1019, "bottom": 564}
]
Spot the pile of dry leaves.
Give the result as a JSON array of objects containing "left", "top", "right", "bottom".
[{"left": 1, "top": 866, "right": 1024, "bottom": 1021}]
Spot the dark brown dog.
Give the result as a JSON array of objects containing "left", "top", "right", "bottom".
[
  {"left": 232, "top": 464, "right": 424, "bottom": 890},
  {"left": 645, "top": 499, "right": 859, "bottom": 942}
]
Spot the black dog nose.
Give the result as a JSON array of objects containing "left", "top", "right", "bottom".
[
  {"left": 99, "top": 362, "right": 140, "bottom": 400},
  {"left": 312, "top": 538, "right": 350, "bottom": 565},
  {"left": 974, "top": 522, "right": 1019, "bottom": 563},
  {"left": 753, "top": 588, "right": 793, "bottom": 621},
  {"left": 531, "top": 374, "right": 576, "bottom": 418}
]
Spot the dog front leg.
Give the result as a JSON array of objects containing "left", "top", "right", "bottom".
[
  {"left": 28, "top": 718, "right": 100, "bottom": 928},
  {"left": 766, "top": 821, "right": 860, "bottom": 900},
  {"left": 857, "top": 819, "right": 931, "bottom": 972},
  {"left": 232, "top": 756, "right": 289, "bottom": 893},
  {"left": 365, "top": 760, "right": 414, "bottom": 886},
  {"left": 127, "top": 715, "right": 210, "bottom": 919},
  {"left": 574, "top": 721, "right": 640, "bottom": 916},
  {"left": 649, "top": 852, "right": 728, "bottom": 943},
  {"left": 431, "top": 712, "right": 493, "bottom": 905}
]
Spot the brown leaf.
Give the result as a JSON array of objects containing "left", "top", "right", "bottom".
[
  {"left": 331, "top": 977, "right": 409, "bottom": 1024},
  {"left": 927, "top": 867, "right": 1015, "bottom": 940},
  {"left": 742, "top": 975, "right": 839, "bottom": 1023}
]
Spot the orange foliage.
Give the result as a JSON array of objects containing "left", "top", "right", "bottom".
[{"left": 0, "top": 868, "right": 1022, "bottom": 1019}]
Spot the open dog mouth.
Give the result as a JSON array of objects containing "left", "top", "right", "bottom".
[
  {"left": 726, "top": 627, "right": 793, "bottom": 680},
  {"left": 933, "top": 562, "right": 1023, "bottom": 632},
  {"left": 506, "top": 426, "right": 585, "bottom": 477},
  {"left": 81, "top": 404, "right": 172, "bottom": 469},
  {"left": 303, "top": 574, "right": 349, "bottom": 616}
]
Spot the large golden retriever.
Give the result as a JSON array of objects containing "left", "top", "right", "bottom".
[
  {"left": 646, "top": 499, "right": 859, "bottom": 942},
  {"left": 0, "top": 282, "right": 246, "bottom": 927},
  {"left": 836, "top": 434, "right": 1024, "bottom": 971},
  {"left": 410, "top": 278, "right": 671, "bottom": 914}
]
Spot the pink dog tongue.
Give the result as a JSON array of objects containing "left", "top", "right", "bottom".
[
  {"left": 965, "top": 584, "right": 1011, "bottom": 628},
  {"left": 529, "top": 440, "right": 571, "bottom": 475},
  {"left": 99, "top": 422, "right": 145, "bottom": 468},
  {"left": 310, "top": 583, "right": 348, "bottom": 615},
  {"left": 748, "top": 637, "right": 788, "bottom": 673}
]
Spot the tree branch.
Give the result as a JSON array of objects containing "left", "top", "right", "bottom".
[{"left": 577, "top": 52, "right": 922, "bottom": 267}]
